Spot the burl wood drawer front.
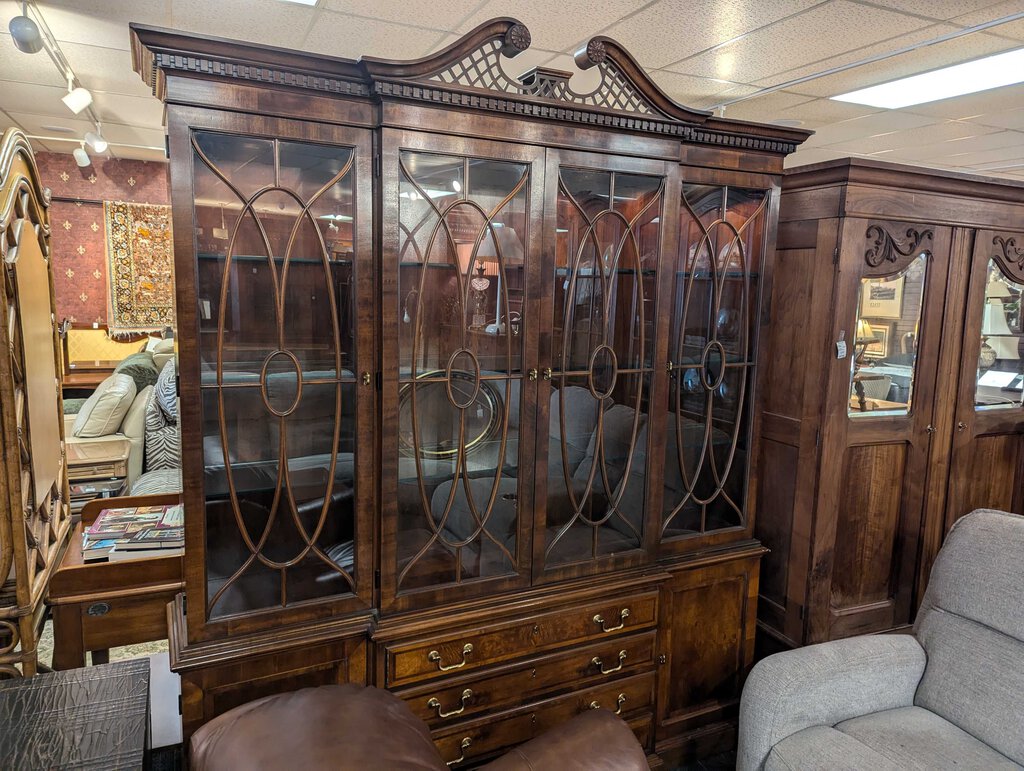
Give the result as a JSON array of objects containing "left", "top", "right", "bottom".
[
  {"left": 431, "top": 672, "right": 656, "bottom": 767},
  {"left": 398, "top": 630, "right": 656, "bottom": 727},
  {"left": 385, "top": 591, "right": 658, "bottom": 688}
]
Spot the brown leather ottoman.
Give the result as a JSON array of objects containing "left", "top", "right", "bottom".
[{"left": 190, "top": 683, "right": 647, "bottom": 770}]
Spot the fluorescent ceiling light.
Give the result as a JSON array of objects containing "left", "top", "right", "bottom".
[
  {"left": 832, "top": 47, "right": 1024, "bottom": 109},
  {"left": 278, "top": 0, "right": 318, "bottom": 4}
]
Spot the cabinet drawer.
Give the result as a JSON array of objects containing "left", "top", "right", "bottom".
[
  {"left": 431, "top": 672, "right": 656, "bottom": 767},
  {"left": 399, "top": 631, "right": 656, "bottom": 727},
  {"left": 385, "top": 591, "right": 658, "bottom": 687}
]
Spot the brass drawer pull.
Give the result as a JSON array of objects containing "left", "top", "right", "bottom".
[
  {"left": 588, "top": 693, "right": 627, "bottom": 715},
  {"left": 593, "top": 608, "right": 629, "bottom": 633},
  {"left": 428, "top": 688, "right": 473, "bottom": 718},
  {"left": 428, "top": 643, "right": 473, "bottom": 672},
  {"left": 592, "top": 650, "right": 627, "bottom": 675},
  {"left": 447, "top": 737, "right": 472, "bottom": 766}
]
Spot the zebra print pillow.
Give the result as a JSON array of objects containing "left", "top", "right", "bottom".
[
  {"left": 145, "top": 386, "right": 181, "bottom": 471},
  {"left": 154, "top": 359, "right": 177, "bottom": 422}
]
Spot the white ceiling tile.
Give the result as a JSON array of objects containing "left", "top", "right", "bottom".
[
  {"left": 457, "top": 0, "right": 650, "bottom": 52},
  {"left": 0, "top": 81, "right": 69, "bottom": 116},
  {"left": 107, "top": 145, "right": 168, "bottom": 162},
  {"left": 950, "top": 1, "right": 1024, "bottom": 38},
  {"left": 648, "top": 72, "right": 761, "bottom": 110},
  {"left": 303, "top": 12, "right": 450, "bottom": 59},
  {"left": 939, "top": 142, "right": 1024, "bottom": 166},
  {"left": 61, "top": 43, "right": 153, "bottom": 98},
  {"left": 894, "top": 128, "right": 1024, "bottom": 160},
  {"left": 5, "top": 111, "right": 94, "bottom": 139},
  {"left": 99, "top": 122, "right": 166, "bottom": 149},
  {"left": 36, "top": 0, "right": 170, "bottom": 50},
  {"left": 972, "top": 106, "right": 1024, "bottom": 131},
  {"left": 674, "top": 1, "right": 934, "bottom": 83},
  {"left": 763, "top": 96, "right": 884, "bottom": 129},
  {"left": 90, "top": 91, "right": 165, "bottom": 129},
  {"left": 801, "top": 110, "right": 935, "bottom": 145},
  {"left": 717, "top": 89, "right": 815, "bottom": 121},
  {"left": 0, "top": 33, "right": 68, "bottom": 88},
  {"left": 599, "top": 0, "right": 821, "bottom": 70},
  {"left": 862, "top": 0, "right": 1012, "bottom": 22},
  {"left": 321, "top": 0, "right": 481, "bottom": 28},
  {"left": 782, "top": 30, "right": 1016, "bottom": 99},
  {"left": 903, "top": 81, "right": 1024, "bottom": 119},
  {"left": 170, "top": 0, "right": 318, "bottom": 49},
  {"left": 822, "top": 119, "right": 994, "bottom": 154}
]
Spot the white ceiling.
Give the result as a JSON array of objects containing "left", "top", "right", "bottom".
[{"left": 1, "top": 0, "right": 1023, "bottom": 180}]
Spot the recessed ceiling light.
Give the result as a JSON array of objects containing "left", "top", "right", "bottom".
[
  {"left": 772, "top": 118, "right": 805, "bottom": 127},
  {"left": 41, "top": 124, "right": 75, "bottom": 133},
  {"left": 832, "top": 47, "right": 1024, "bottom": 109}
]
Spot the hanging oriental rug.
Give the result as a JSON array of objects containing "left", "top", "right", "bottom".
[{"left": 104, "top": 200, "right": 175, "bottom": 334}]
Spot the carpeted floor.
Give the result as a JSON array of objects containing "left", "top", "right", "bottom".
[{"left": 36, "top": 618, "right": 168, "bottom": 669}]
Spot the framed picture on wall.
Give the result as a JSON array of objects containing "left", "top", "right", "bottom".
[
  {"left": 863, "top": 320, "right": 892, "bottom": 360},
  {"left": 861, "top": 275, "right": 905, "bottom": 319}
]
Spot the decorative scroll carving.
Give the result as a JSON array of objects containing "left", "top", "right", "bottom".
[
  {"left": 993, "top": 234, "right": 1024, "bottom": 270},
  {"left": 864, "top": 224, "right": 933, "bottom": 268}
]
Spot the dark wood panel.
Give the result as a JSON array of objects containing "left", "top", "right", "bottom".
[
  {"left": 948, "top": 434, "right": 1020, "bottom": 521},
  {"left": 831, "top": 443, "right": 906, "bottom": 611},
  {"left": 755, "top": 440, "right": 797, "bottom": 609}
]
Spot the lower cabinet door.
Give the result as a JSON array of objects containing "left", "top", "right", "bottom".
[
  {"left": 431, "top": 671, "right": 656, "bottom": 766},
  {"left": 655, "top": 549, "right": 762, "bottom": 757}
]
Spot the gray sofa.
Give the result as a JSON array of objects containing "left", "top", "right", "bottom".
[{"left": 738, "top": 508, "right": 1024, "bottom": 770}]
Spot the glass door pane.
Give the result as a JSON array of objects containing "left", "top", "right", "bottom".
[
  {"left": 974, "top": 258, "right": 1024, "bottom": 409},
  {"left": 544, "top": 166, "right": 663, "bottom": 566},
  {"left": 395, "top": 150, "right": 530, "bottom": 593},
  {"left": 191, "top": 130, "right": 362, "bottom": 618},
  {"left": 662, "top": 185, "right": 767, "bottom": 539}
]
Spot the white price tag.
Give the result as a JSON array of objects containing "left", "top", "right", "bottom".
[{"left": 836, "top": 339, "right": 847, "bottom": 359}]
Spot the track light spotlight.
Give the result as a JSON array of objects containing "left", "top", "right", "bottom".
[
  {"left": 73, "top": 143, "right": 90, "bottom": 168},
  {"left": 9, "top": 2, "right": 42, "bottom": 54},
  {"left": 84, "top": 124, "right": 107, "bottom": 153},
  {"left": 62, "top": 75, "right": 92, "bottom": 115}
]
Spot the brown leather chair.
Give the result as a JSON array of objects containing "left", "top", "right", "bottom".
[{"left": 190, "top": 683, "right": 648, "bottom": 770}]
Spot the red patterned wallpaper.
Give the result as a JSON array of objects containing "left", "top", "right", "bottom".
[{"left": 35, "top": 152, "right": 170, "bottom": 324}]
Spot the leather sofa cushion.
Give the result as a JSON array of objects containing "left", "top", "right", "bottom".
[
  {"left": 72, "top": 373, "right": 137, "bottom": 438},
  {"left": 190, "top": 684, "right": 446, "bottom": 771}
]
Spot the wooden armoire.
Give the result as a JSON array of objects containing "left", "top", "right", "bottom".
[
  {"left": 0, "top": 127, "right": 72, "bottom": 676},
  {"left": 758, "top": 158, "right": 1024, "bottom": 650},
  {"left": 130, "top": 19, "right": 809, "bottom": 763}
]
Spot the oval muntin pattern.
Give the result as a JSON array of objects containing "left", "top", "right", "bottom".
[
  {"left": 546, "top": 172, "right": 663, "bottom": 558},
  {"left": 192, "top": 134, "right": 357, "bottom": 614},
  {"left": 397, "top": 153, "right": 529, "bottom": 589},
  {"left": 663, "top": 191, "right": 768, "bottom": 536}
]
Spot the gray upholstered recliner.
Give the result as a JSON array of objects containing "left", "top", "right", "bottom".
[{"left": 738, "top": 508, "right": 1024, "bottom": 770}]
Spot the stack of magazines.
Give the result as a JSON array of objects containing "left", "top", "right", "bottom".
[{"left": 82, "top": 504, "right": 184, "bottom": 562}]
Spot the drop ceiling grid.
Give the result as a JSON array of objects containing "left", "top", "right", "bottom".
[{"left": 0, "top": 0, "right": 1019, "bottom": 178}]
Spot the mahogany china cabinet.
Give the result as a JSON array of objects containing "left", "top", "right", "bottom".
[
  {"left": 758, "top": 158, "right": 1024, "bottom": 650},
  {"left": 130, "top": 19, "right": 808, "bottom": 764}
]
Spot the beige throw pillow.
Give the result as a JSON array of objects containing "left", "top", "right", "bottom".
[{"left": 71, "top": 373, "right": 137, "bottom": 438}]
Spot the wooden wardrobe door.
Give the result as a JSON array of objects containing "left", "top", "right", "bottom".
[
  {"left": 944, "top": 230, "right": 1024, "bottom": 534},
  {"left": 808, "top": 218, "right": 951, "bottom": 642}
]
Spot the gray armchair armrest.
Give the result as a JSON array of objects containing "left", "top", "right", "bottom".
[{"left": 737, "top": 634, "right": 926, "bottom": 771}]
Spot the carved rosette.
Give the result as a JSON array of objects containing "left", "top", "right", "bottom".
[
  {"left": 501, "top": 23, "right": 531, "bottom": 56},
  {"left": 864, "top": 224, "right": 933, "bottom": 268}
]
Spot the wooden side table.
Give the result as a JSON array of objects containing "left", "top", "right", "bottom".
[{"left": 48, "top": 493, "right": 184, "bottom": 670}]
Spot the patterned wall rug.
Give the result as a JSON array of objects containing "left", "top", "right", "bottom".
[{"left": 105, "top": 201, "right": 175, "bottom": 334}]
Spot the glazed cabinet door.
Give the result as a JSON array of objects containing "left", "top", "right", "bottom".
[
  {"left": 809, "top": 218, "right": 951, "bottom": 641},
  {"left": 380, "top": 131, "right": 545, "bottom": 612},
  {"left": 657, "top": 182, "right": 771, "bottom": 553},
  {"left": 532, "top": 150, "right": 671, "bottom": 581},
  {"left": 944, "top": 230, "right": 1024, "bottom": 532},
  {"left": 167, "top": 107, "right": 376, "bottom": 641}
]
